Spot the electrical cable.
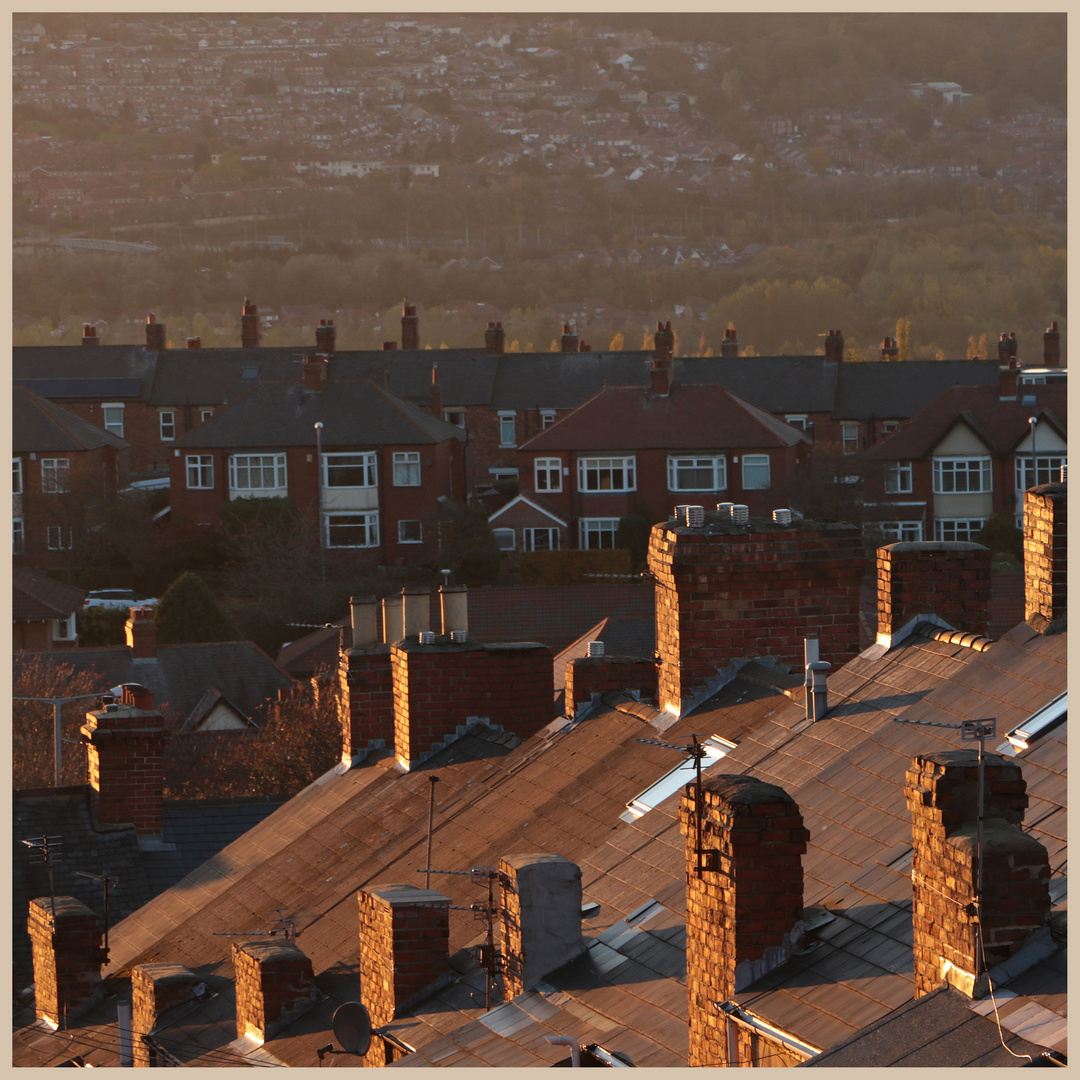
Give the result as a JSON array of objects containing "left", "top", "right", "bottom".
[{"left": 975, "top": 930, "right": 1034, "bottom": 1063}]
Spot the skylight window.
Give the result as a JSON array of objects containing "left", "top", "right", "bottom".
[
  {"left": 620, "top": 736, "right": 737, "bottom": 822},
  {"left": 242, "top": 366, "right": 259, "bottom": 379},
  {"left": 999, "top": 692, "right": 1067, "bottom": 755}
]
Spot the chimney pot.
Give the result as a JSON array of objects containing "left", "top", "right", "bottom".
[
  {"left": 402, "top": 586, "right": 431, "bottom": 638},
  {"left": 314, "top": 318, "right": 337, "bottom": 355},
  {"left": 439, "top": 585, "right": 468, "bottom": 636},
  {"left": 186, "top": 336, "right": 201, "bottom": 348},
  {"left": 349, "top": 595, "right": 379, "bottom": 650},
  {"left": 1043, "top": 321, "right": 1061, "bottom": 367},
  {"left": 82, "top": 323, "right": 99, "bottom": 346}
]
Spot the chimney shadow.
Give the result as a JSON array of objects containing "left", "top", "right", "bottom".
[{"left": 827, "top": 690, "right": 930, "bottom": 719}]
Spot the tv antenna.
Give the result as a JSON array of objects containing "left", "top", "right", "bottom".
[
  {"left": 637, "top": 734, "right": 714, "bottom": 876},
  {"left": 22, "top": 835, "right": 62, "bottom": 910},
  {"left": 212, "top": 909, "right": 298, "bottom": 942},
  {"left": 72, "top": 869, "right": 118, "bottom": 954},
  {"left": 417, "top": 865, "right": 504, "bottom": 1009}
]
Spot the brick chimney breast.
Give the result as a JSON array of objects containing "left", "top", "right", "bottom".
[
  {"left": 680, "top": 776, "right": 809, "bottom": 1067},
  {"left": 401, "top": 303, "right": 419, "bottom": 350},
  {"left": 1023, "top": 482, "right": 1066, "bottom": 634},
  {"left": 906, "top": 751, "right": 1050, "bottom": 999},
  {"left": 241, "top": 297, "right": 260, "bottom": 349},
  {"left": 499, "top": 854, "right": 586, "bottom": 998},
  {"left": 232, "top": 940, "right": 316, "bottom": 1044},
  {"left": 315, "top": 318, "right": 336, "bottom": 355},
  {"left": 145, "top": 313, "right": 166, "bottom": 352},
  {"left": 1043, "top": 321, "right": 1060, "bottom": 367},
  {"left": 125, "top": 606, "right": 157, "bottom": 659},
  {"left": 27, "top": 896, "right": 106, "bottom": 1028},
  {"left": 876, "top": 541, "right": 991, "bottom": 645},
  {"left": 131, "top": 963, "right": 205, "bottom": 1067}
]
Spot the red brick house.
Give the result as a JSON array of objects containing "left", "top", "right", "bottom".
[
  {"left": 168, "top": 364, "right": 465, "bottom": 566},
  {"left": 13, "top": 568, "right": 85, "bottom": 650},
  {"left": 861, "top": 377, "right": 1067, "bottom": 543},
  {"left": 13, "top": 386, "right": 130, "bottom": 568},
  {"left": 503, "top": 360, "right": 812, "bottom": 551}
]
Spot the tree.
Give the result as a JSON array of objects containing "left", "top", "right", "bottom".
[
  {"left": 439, "top": 501, "right": 501, "bottom": 586},
  {"left": 155, "top": 571, "right": 241, "bottom": 644}
]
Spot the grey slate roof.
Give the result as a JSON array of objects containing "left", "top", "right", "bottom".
[
  {"left": 490, "top": 351, "right": 653, "bottom": 410},
  {"left": 172, "top": 378, "right": 465, "bottom": 449},
  {"left": 148, "top": 349, "right": 302, "bottom": 406},
  {"left": 831, "top": 358, "right": 998, "bottom": 419},
  {"left": 16, "top": 377, "right": 144, "bottom": 399},
  {"left": 13, "top": 386, "right": 129, "bottom": 453},
  {"left": 13, "top": 567, "right": 85, "bottom": 620},
  {"left": 12, "top": 344, "right": 157, "bottom": 400},
  {"left": 11, "top": 641, "right": 295, "bottom": 725},
  {"left": 682, "top": 355, "right": 839, "bottom": 414}
]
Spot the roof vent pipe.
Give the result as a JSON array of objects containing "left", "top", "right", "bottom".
[
  {"left": 773, "top": 508, "right": 792, "bottom": 526},
  {"left": 731, "top": 504, "right": 749, "bottom": 526},
  {"left": 686, "top": 505, "right": 705, "bottom": 528},
  {"left": 450, "top": 630, "right": 467, "bottom": 644},
  {"left": 716, "top": 501, "right": 734, "bottom": 518},
  {"left": 418, "top": 630, "right": 436, "bottom": 645},
  {"left": 674, "top": 505, "right": 690, "bottom": 526},
  {"left": 805, "top": 661, "right": 831, "bottom": 722},
  {"left": 545, "top": 1036, "right": 582, "bottom": 1067},
  {"left": 586, "top": 641, "right": 605, "bottom": 658}
]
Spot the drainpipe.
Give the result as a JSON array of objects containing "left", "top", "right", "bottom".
[{"left": 546, "top": 1035, "right": 581, "bottom": 1067}]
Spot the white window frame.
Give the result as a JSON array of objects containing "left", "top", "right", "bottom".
[
  {"left": 13, "top": 518, "right": 25, "bottom": 553},
  {"left": 397, "top": 519, "right": 423, "bottom": 544},
  {"left": 13, "top": 458, "right": 23, "bottom": 496},
  {"left": 523, "top": 527, "right": 559, "bottom": 552},
  {"left": 159, "top": 409, "right": 176, "bottom": 441},
  {"left": 47, "top": 525, "right": 73, "bottom": 551},
  {"left": 540, "top": 409, "right": 557, "bottom": 429},
  {"left": 881, "top": 421, "right": 899, "bottom": 435},
  {"left": 493, "top": 527, "right": 516, "bottom": 551},
  {"left": 668, "top": 454, "right": 727, "bottom": 492},
  {"left": 102, "top": 402, "right": 124, "bottom": 438},
  {"left": 1015, "top": 454, "right": 1066, "bottom": 492},
  {"left": 229, "top": 453, "right": 287, "bottom": 493},
  {"left": 933, "top": 457, "right": 991, "bottom": 494},
  {"left": 41, "top": 458, "right": 71, "bottom": 494},
  {"left": 444, "top": 408, "right": 466, "bottom": 429},
  {"left": 499, "top": 411, "right": 517, "bottom": 447},
  {"left": 392, "top": 451, "right": 421, "bottom": 487},
  {"left": 784, "top": 414, "right": 808, "bottom": 430},
  {"left": 186, "top": 454, "right": 214, "bottom": 489},
  {"left": 578, "top": 456, "right": 636, "bottom": 493},
  {"left": 884, "top": 461, "right": 913, "bottom": 494},
  {"left": 534, "top": 457, "right": 563, "bottom": 493},
  {"left": 323, "top": 451, "right": 377, "bottom": 489},
  {"left": 741, "top": 454, "right": 771, "bottom": 491},
  {"left": 934, "top": 518, "right": 988, "bottom": 543},
  {"left": 841, "top": 422, "right": 860, "bottom": 455},
  {"left": 869, "top": 520, "right": 924, "bottom": 543},
  {"left": 579, "top": 517, "right": 620, "bottom": 549},
  {"left": 324, "top": 510, "right": 379, "bottom": 548},
  {"left": 53, "top": 612, "right": 77, "bottom": 641},
  {"left": 200, "top": 408, "right": 214, "bottom": 423}
]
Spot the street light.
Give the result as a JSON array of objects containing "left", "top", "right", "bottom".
[{"left": 314, "top": 422, "right": 325, "bottom": 584}]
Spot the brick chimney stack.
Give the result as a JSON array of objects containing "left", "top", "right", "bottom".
[
  {"left": 880, "top": 335, "right": 900, "bottom": 360},
  {"left": 82, "top": 323, "right": 99, "bottom": 347},
  {"left": 430, "top": 362, "right": 442, "bottom": 417},
  {"left": 1023, "top": 482, "right": 1066, "bottom": 634},
  {"left": 681, "top": 776, "right": 809, "bottom": 1067},
  {"left": 720, "top": 325, "right": 739, "bottom": 357},
  {"left": 302, "top": 353, "right": 328, "bottom": 391},
  {"left": 382, "top": 340, "right": 398, "bottom": 351},
  {"left": 131, "top": 963, "right": 205, "bottom": 1067},
  {"left": 338, "top": 596, "right": 393, "bottom": 763},
  {"left": 145, "top": 313, "right": 166, "bottom": 352},
  {"left": 80, "top": 690, "right": 170, "bottom": 836},
  {"left": 999, "top": 356, "right": 1021, "bottom": 399},
  {"left": 906, "top": 751, "right": 1050, "bottom": 999},
  {"left": 565, "top": 655, "right": 657, "bottom": 717},
  {"left": 390, "top": 637, "right": 552, "bottom": 770},
  {"left": 232, "top": 940, "right": 316, "bottom": 1044},
  {"left": 649, "top": 516, "right": 865, "bottom": 717},
  {"left": 997, "top": 331, "right": 1019, "bottom": 363},
  {"left": 186, "top": 336, "right": 201, "bottom": 349},
  {"left": 28, "top": 896, "right": 107, "bottom": 1028},
  {"left": 823, "top": 329, "right": 844, "bottom": 363},
  {"left": 649, "top": 356, "right": 673, "bottom": 397},
  {"left": 499, "top": 854, "right": 586, "bottom": 998},
  {"left": 241, "top": 297, "right": 260, "bottom": 348},
  {"left": 876, "top": 541, "right": 992, "bottom": 647},
  {"left": 1043, "top": 321, "right": 1061, "bottom": 367},
  {"left": 560, "top": 323, "right": 579, "bottom": 353},
  {"left": 357, "top": 884, "right": 451, "bottom": 1065},
  {"left": 401, "top": 302, "right": 420, "bottom": 350},
  {"left": 315, "top": 318, "right": 336, "bottom": 355},
  {"left": 125, "top": 606, "right": 157, "bottom": 659},
  {"left": 484, "top": 321, "right": 506, "bottom": 355}
]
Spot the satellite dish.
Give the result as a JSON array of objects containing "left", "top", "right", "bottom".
[{"left": 332, "top": 1002, "right": 372, "bottom": 1056}]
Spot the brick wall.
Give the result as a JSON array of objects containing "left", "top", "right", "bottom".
[
  {"left": 649, "top": 516, "right": 866, "bottom": 716},
  {"left": 679, "top": 776, "right": 808, "bottom": 1068},
  {"left": 1023, "top": 482, "right": 1066, "bottom": 634},
  {"left": 565, "top": 655, "right": 657, "bottom": 712},
  {"left": 337, "top": 646, "right": 394, "bottom": 760},
  {"left": 231, "top": 939, "right": 316, "bottom": 1044},
  {"left": 906, "top": 751, "right": 1051, "bottom": 999},
  {"left": 499, "top": 854, "right": 586, "bottom": 998},
  {"left": 877, "top": 541, "right": 991, "bottom": 642},
  {"left": 357, "top": 884, "right": 450, "bottom": 1066},
  {"left": 131, "top": 962, "right": 204, "bottom": 1067},
  {"left": 80, "top": 702, "right": 170, "bottom": 835},
  {"left": 27, "top": 896, "right": 105, "bottom": 1027},
  {"left": 390, "top": 638, "right": 552, "bottom": 769}
]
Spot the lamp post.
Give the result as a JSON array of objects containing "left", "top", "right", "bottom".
[{"left": 314, "top": 422, "right": 325, "bottom": 584}]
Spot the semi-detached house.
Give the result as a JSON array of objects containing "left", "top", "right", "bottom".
[{"left": 169, "top": 357, "right": 465, "bottom": 566}]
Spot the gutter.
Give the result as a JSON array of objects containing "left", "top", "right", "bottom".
[{"left": 716, "top": 1000, "right": 821, "bottom": 1063}]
